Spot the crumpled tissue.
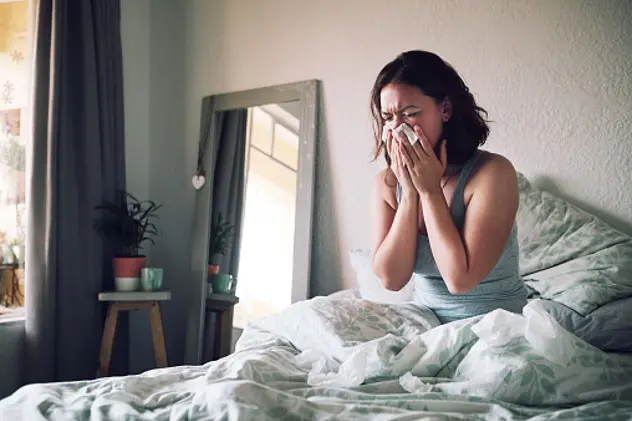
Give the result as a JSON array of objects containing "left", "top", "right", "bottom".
[
  {"left": 296, "top": 348, "right": 367, "bottom": 388},
  {"left": 382, "top": 122, "right": 419, "bottom": 145},
  {"left": 399, "top": 371, "right": 434, "bottom": 393},
  {"left": 471, "top": 299, "right": 577, "bottom": 366}
]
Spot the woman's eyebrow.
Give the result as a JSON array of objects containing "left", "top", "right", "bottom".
[
  {"left": 381, "top": 105, "right": 420, "bottom": 116},
  {"left": 382, "top": 105, "right": 420, "bottom": 115}
]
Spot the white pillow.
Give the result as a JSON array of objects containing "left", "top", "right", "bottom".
[
  {"left": 515, "top": 172, "right": 632, "bottom": 315},
  {"left": 349, "top": 249, "right": 414, "bottom": 304}
]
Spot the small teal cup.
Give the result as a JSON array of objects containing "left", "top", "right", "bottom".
[
  {"left": 141, "top": 267, "right": 164, "bottom": 291},
  {"left": 210, "top": 274, "right": 234, "bottom": 294}
]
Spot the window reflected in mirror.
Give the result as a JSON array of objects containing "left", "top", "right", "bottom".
[{"left": 233, "top": 101, "right": 300, "bottom": 329}]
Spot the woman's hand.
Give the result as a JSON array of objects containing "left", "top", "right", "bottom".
[
  {"left": 385, "top": 129, "right": 416, "bottom": 198},
  {"left": 396, "top": 125, "right": 448, "bottom": 196}
]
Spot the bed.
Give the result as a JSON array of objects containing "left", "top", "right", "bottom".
[{"left": 1, "top": 173, "right": 632, "bottom": 420}]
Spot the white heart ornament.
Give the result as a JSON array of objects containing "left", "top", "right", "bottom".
[{"left": 192, "top": 174, "right": 206, "bottom": 190}]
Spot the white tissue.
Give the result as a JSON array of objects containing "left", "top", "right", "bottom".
[
  {"left": 399, "top": 372, "right": 434, "bottom": 393},
  {"left": 523, "top": 300, "right": 576, "bottom": 366},
  {"left": 306, "top": 347, "right": 367, "bottom": 387},
  {"left": 381, "top": 121, "right": 394, "bottom": 142},
  {"left": 470, "top": 300, "right": 577, "bottom": 367},
  {"left": 381, "top": 122, "right": 419, "bottom": 145},
  {"left": 295, "top": 350, "right": 338, "bottom": 372},
  {"left": 470, "top": 309, "right": 524, "bottom": 347},
  {"left": 393, "top": 123, "right": 419, "bottom": 145}
]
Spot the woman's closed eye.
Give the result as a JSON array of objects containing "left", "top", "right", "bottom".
[{"left": 381, "top": 111, "right": 420, "bottom": 121}]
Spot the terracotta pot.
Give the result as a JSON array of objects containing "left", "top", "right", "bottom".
[
  {"left": 208, "top": 264, "right": 220, "bottom": 277},
  {"left": 113, "top": 257, "right": 146, "bottom": 291}
]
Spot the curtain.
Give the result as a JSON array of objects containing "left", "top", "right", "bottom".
[
  {"left": 210, "top": 109, "right": 248, "bottom": 277},
  {"left": 25, "top": 0, "right": 127, "bottom": 382}
]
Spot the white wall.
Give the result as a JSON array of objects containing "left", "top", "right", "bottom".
[
  {"left": 123, "top": 0, "right": 632, "bottom": 367},
  {"left": 183, "top": 0, "right": 632, "bottom": 296}
]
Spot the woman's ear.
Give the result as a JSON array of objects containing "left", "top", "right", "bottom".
[{"left": 440, "top": 97, "right": 452, "bottom": 122}]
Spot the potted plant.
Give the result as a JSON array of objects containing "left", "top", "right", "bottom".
[
  {"left": 10, "top": 238, "right": 24, "bottom": 268},
  {"left": 93, "top": 191, "right": 162, "bottom": 291},
  {"left": 0, "top": 231, "right": 7, "bottom": 264},
  {"left": 208, "top": 212, "right": 234, "bottom": 277}
]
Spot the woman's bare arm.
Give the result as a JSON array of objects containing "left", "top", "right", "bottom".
[
  {"left": 421, "top": 155, "right": 519, "bottom": 293},
  {"left": 371, "top": 169, "right": 419, "bottom": 290}
]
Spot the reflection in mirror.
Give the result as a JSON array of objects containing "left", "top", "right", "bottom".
[
  {"left": 234, "top": 102, "right": 300, "bottom": 328},
  {"left": 206, "top": 108, "right": 247, "bottom": 283},
  {"left": 186, "top": 80, "right": 318, "bottom": 366}
]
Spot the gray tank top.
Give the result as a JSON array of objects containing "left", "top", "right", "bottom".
[{"left": 396, "top": 151, "right": 527, "bottom": 324}]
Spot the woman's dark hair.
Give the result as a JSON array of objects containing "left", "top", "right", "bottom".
[{"left": 371, "top": 50, "right": 489, "bottom": 167}]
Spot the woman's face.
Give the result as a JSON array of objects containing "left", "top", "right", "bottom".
[{"left": 379, "top": 83, "right": 448, "bottom": 151}]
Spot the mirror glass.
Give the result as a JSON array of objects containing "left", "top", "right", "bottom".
[
  {"left": 233, "top": 101, "right": 300, "bottom": 328},
  {"left": 187, "top": 79, "right": 317, "bottom": 366}
]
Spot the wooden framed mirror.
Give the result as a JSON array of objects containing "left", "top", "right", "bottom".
[{"left": 184, "top": 80, "right": 319, "bottom": 365}]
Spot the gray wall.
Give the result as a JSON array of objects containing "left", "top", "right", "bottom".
[
  {"left": 121, "top": 0, "right": 150, "bottom": 201},
  {"left": 121, "top": 0, "right": 191, "bottom": 373},
  {"left": 182, "top": 0, "right": 632, "bottom": 298},
  {"left": 144, "top": 0, "right": 190, "bottom": 373},
  {"left": 0, "top": 320, "right": 24, "bottom": 399}
]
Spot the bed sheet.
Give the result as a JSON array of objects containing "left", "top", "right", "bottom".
[{"left": 1, "top": 296, "right": 632, "bottom": 420}]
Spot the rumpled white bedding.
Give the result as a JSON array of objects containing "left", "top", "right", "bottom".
[{"left": 2, "top": 295, "right": 632, "bottom": 420}]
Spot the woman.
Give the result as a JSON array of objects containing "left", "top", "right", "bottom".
[{"left": 370, "top": 50, "right": 526, "bottom": 324}]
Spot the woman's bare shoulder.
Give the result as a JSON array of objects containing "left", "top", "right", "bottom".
[
  {"left": 467, "top": 151, "right": 518, "bottom": 196},
  {"left": 374, "top": 167, "right": 398, "bottom": 209},
  {"left": 476, "top": 151, "right": 517, "bottom": 179}
]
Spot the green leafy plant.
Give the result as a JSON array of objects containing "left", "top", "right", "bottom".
[
  {"left": 209, "top": 212, "right": 234, "bottom": 264},
  {"left": 93, "top": 191, "right": 162, "bottom": 257},
  {"left": 0, "top": 134, "right": 25, "bottom": 172}
]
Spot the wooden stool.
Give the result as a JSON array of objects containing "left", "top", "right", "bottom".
[
  {"left": 0, "top": 263, "right": 23, "bottom": 306},
  {"left": 204, "top": 293, "right": 239, "bottom": 361},
  {"left": 97, "top": 291, "right": 171, "bottom": 377}
]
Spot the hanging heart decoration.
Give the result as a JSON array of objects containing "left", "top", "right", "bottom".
[{"left": 192, "top": 174, "right": 206, "bottom": 190}]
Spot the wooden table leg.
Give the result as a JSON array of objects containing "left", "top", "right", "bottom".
[
  {"left": 212, "top": 311, "right": 222, "bottom": 361},
  {"left": 216, "top": 307, "right": 234, "bottom": 359},
  {"left": 149, "top": 302, "right": 168, "bottom": 367},
  {"left": 97, "top": 303, "right": 119, "bottom": 378}
]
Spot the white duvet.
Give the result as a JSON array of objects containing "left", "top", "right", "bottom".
[{"left": 2, "top": 295, "right": 632, "bottom": 420}]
